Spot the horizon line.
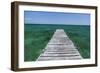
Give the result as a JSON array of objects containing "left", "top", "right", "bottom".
[{"left": 24, "top": 23, "right": 90, "bottom": 26}]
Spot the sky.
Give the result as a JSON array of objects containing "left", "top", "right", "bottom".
[{"left": 24, "top": 11, "right": 90, "bottom": 25}]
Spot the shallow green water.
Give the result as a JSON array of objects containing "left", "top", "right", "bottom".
[{"left": 24, "top": 24, "right": 90, "bottom": 61}]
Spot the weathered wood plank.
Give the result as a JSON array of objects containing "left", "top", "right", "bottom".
[{"left": 37, "top": 29, "right": 82, "bottom": 61}]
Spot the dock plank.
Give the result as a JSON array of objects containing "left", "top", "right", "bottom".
[{"left": 37, "top": 29, "right": 82, "bottom": 61}]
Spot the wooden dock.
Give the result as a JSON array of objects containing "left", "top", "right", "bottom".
[{"left": 37, "top": 29, "right": 82, "bottom": 61}]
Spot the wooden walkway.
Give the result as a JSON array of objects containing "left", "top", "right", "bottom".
[{"left": 37, "top": 29, "right": 82, "bottom": 61}]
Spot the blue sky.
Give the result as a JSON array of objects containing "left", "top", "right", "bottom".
[{"left": 24, "top": 11, "right": 90, "bottom": 25}]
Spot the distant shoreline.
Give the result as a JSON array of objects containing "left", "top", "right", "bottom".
[{"left": 24, "top": 23, "right": 90, "bottom": 26}]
